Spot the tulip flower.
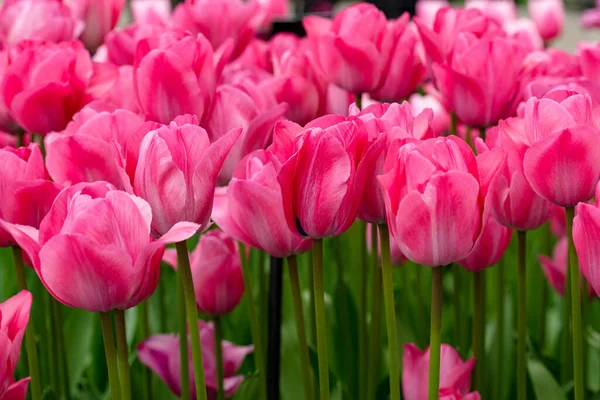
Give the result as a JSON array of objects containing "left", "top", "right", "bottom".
[
  {"left": 1, "top": 40, "right": 94, "bottom": 135},
  {"left": 581, "top": 1, "right": 600, "bottom": 28},
  {"left": 0, "top": 0, "right": 81, "bottom": 45},
  {"left": 104, "top": 23, "right": 168, "bottom": 66},
  {"left": 163, "top": 230, "right": 245, "bottom": 316},
  {"left": 464, "top": 0, "right": 517, "bottom": 25},
  {"left": 402, "top": 343, "right": 480, "bottom": 400},
  {"left": 573, "top": 185, "right": 600, "bottom": 298},
  {"left": 366, "top": 223, "right": 406, "bottom": 266},
  {"left": 133, "top": 117, "right": 240, "bottom": 237},
  {"left": 130, "top": 0, "right": 171, "bottom": 25},
  {"left": 137, "top": 320, "right": 253, "bottom": 399},
  {"left": 64, "top": 0, "right": 125, "bottom": 53},
  {"left": 528, "top": 0, "right": 564, "bottom": 42},
  {"left": 0, "top": 290, "right": 32, "bottom": 400},
  {"left": 409, "top": 91, "right": 450, "bottom": 136},
  {"left": 1, "top": 182, "right": 200, "bottom": 312},
  {"left": 303, "top": 3, "right": 406, "bottom": 94},
  {"left": 415, "top": 0, "right": 449, "bottom": 28},
  {"left": 212, "top": 149, "right": 311, "bottom": 258}
]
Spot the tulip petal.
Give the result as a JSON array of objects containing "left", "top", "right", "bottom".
[
  {"left": 137, "top": 334, "right": 182, "bottom": 396},
  {"left": 574, "top": 203, "right": 600, "bottom": 295}
]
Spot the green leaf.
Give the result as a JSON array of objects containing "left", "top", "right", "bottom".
[
  {"left": 64, "top": 309, "right": 96, "bottom": 392},
  {"left": 527, "top": 359, "right": 567, "bottom": 400}
]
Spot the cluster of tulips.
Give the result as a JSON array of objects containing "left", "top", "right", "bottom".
[{"left": 3, "top": 0, "right": 600, "bottom": 399}]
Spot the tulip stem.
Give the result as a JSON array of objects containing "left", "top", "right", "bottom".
[
  {"left": 176, "top": 240, "right": 208, "bottom": 400},
  {"left": 355, "top": 93, "right": 362, "bottom": 110},
  {"left": 11, "top": 246, "right": 43, "bottom": 400},
  {"left": 114, "top": 310, "right": 131, "bottom": 400},
  {"left": 214, "top": 317, "right": 225, "bottom": 400},
  {"left": 238, "top": 242, "right": 268, "bottom": 400},
  {"left": 566, "top": 207, "right": 584, "bottom": 400},
  {"left": 379, "top": 226, "right": 400, "bottom": 400},
  {"left": 517, "top": 231, "right": 527, "bottom": 400},
  {"left": 494, "top": 258, "right": 505, "bottom": 400},
  {"left": 159, "top": 275, "right": 167, "bottom": 332},
  {"left": 267, "top": 256, "right": 283, "bottom": 399},
  {"left": 177, "top": 267, "right": 191, "bottom": 400},
  {"left": 312, "top": 239, "right": 330, "bottom": 400},
  {"left": 99, "top": 312, "right": 122, "bottom": 400},
  {"left": 46, "top": 290, "right": 61, "bottom": 398},
  {"left": 473, "top": 270, "right": 485, "bottom": 394},
  {"left": 368, "top": 223, "right": 383, "bottom": 399},
  {"left": 428, "top": 267, "right": 444, "bottom": 400},
  {"left": 259, "top": 250, "right": 267, "bottom": 351},
  {"left": 358, "top": 221, "right": 368, "bottom": 400},
  {"left": 53, "top": 298, "right": 71, "bottom": 400},
  {"left": 139, "top": 301, "right": 152, "bottom": 400},
  {"left": 453, "top": 266, "right": 462, "bottom": 355},
  {"left": 288, "top": 255, "right": 314, "bottom": 400}
]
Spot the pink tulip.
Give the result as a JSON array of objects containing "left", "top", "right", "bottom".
[
  {"left": 349, "top": 101, "right": 435, "bottom": 224},
  {"left": 137, "top": 320, "right": 253, "bottom": 399},
  {"left": 130, "top": 0, "right": 171, "bottom": 26},
  {"left": 503, "top": 18, "right": 544, "bottom": 51},
  {"left": 578, "top": 42, "right": 600, "bottom": 84},
  {"left": 133, "top": 117, "right": 241, "bottom": 237},
  {"left": 409, "top": 90, "right": 451, "bottom": 136},
  {"left": 0, "top": 144, "right": 62, "bottom": 248},
  {"left": 0, "top": 51, "right": 18, "bottom": 134},
  {"left": 402, "top": 343, "right": 480, "bottom": 400},
  {"left": 465, "top": 0, "right": 517, "bottom": 25},
  {"left": 528, "top": 0, "right": 564, "bottom": 42},
  {"left": 171, "top": 0, "right": 258, "bottom": 59},
  {"left": 45, "top": 104, "right": 146, "bottom": 191},
  {"left": 1, "top": 182, "right": 200, "bottom": 312},
  {"left": 64, "top": 0, "right": 125, "bottom": 53},
  {"left": 573, "top": 185, "right": 600, "bottom": 297},
  {"left": 253, "top": 0, "right": 290, "bottom": 30},
  {"left": 550, "top": 206, "right": 566, "bottom": 237},
  {"left": 277, "top": 114, "right": 385, "bottom": 239},
  {"left": 379, "top": 136, "right": 482, "bottom": 267},
  {"left": 212, "top": 147, "right": 312, "bottom": 257},
  {"left": 2, "top": 40, "right": 94, "bottom": 134},
  {"left": 100, "top": 66, "right": 142, "bottom": 114},
  {"left": 0, "top": 0, "right": 81, "bottom": 45},
  {"left": 303, "top": 3, "right": 404, "bottom": 94},
  {"left": 366, "top": 223, "right": 407, "bottom": 266},
  {"left": 521, "top": 91, "right": 600, "bottom": 207},
  {"left": 369, "top": 22, "right": 427, "bottom": 103},
  {"left": 415, "top": 0, "right": 449, "bottom": 28},
  {"left": 104, "top": 23, "right": 168, "bottom": 66},
  {"left": 133, "top": 30, "right": 227, "bottom": 124},
  {"left": 581, "top": 6, "right": 600, "bottom": 28},
  {"left": 0, "top": 290, "right": 32, "bottom": 400},
  {"left": 162, "top": 230, "right": 244, "bottom": 315},
  {"left": 204, "top": 82, "right": 287, "bottom": 184}
]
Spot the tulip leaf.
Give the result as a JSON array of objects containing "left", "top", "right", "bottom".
[
  {"left": 527, "top": 359, "right": 568, "bottom": 400},
  {"left": 65, "top": 308, "right": 96, "bottom": 392}
]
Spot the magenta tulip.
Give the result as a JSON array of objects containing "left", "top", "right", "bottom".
[
  {"left": 65, "top": 0, "right": 125, "bottom": 53},
  {"left": 3, "top": 182, "right": 200, "bottom": 312},
  {"left": 100, "top": 66, "right": 142, "bottom": 114},
  {"left": 573, "top": 185, "right": 600, "bottom": 297},
  {"left": 137, "top": 320, "right": 253, "bottom": 399},
  {"left": 0, "top": 290, "right": 32, "bottom": 400},
  {"left": 0, "top": 0, "right": 81, "bottom": 45},
  {"left": 402, "top": 343, "right": 480, "bottom": 400},
  {"left": 379, "top": 136, "right": 482, "bottom": 267},
  {"left": 521, "top": 91, "right": 600, "bottom": 207},
  {"left": 528, "top": 0, "right": 564, "bottom": 42},
  {"left": 277, "top": 114, "right": 385, "bottom": 239},
  {"left": 212, "top": 148, "right": 311, "bottom": 257},
  {"left": 104, "top": 23, "right": 168, "bottom": 66},
  {"left": 133, "top": 117, "right": 241, "bottom": 237}
]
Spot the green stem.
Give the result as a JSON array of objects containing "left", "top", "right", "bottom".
[
  {"left": 312, "top": 239, "right": 330, "bottom": 400},
  {"left": 213, "top": 317, "right": 225, "bottom": 400},
  {"left": 258, "top": 249, "right": 267, "bottom": 353},
  {"left": 16, "top": 130, "right": 24, "bottom": 147},
  {"left": 566, "top": 207, "right": 584, "bottom": 400},
  {"left": 472, "top": 270, "right": 485, "bottom": 394},
  {"left": 140, "top": 301, "right": 152, "bottom": 400},
  {"left": 379, "top": 226, "right": 400, "bottom": 400},
  {"left": 368, "top": 224, "right": 383, "bottom": 399},
  {"left": 453, "top": 266, "right": 462, "bottom": 355},
  {"left": 355, "top": 93, "right": 362, "bottom": 110},
  {"left": 176, "top": 241, "right": 208, "bottom": 400},
  {"left": 11, "top": 246, "right": 42, "bottom": 400},
  {"left": 99, "top": 312, "right": 122, "bottom": 400},
  {"left": 238, "top": 242, "right": 267, "bottom": 400},
  {"left": 47, "top": 291, "right": 61, "bottom": 399},
  {"left": 494, "top": 258, "right": 505, "bottom": 400},
  {"left": 428, "top": 267, "right": 444, "bottom": 400},
  {"left": 416, "top": 265, "right": 426, "bottom": 339},
  {"left": 177, "top": 267, "right": 191, "bottom": 400},
  {"left": 114, "top": 310, "right": 131, "bottom": 400},
  {"left": 449, "top": 113, "right": 457, "bottom": 136},
  {"left": 358, "top": 222, "right": 368, "bottom": 400},
  {"left": 308, "top": 252, "right": 316, "bottom": 347},
  {"left": 479, "top": 126, "right": 487, "bottom": 142},
  {"left": 288, "top": 255, "right": 314, "bottom": 400},
  {"left": 159, "top": 274, "right": 167, "bottom": 332},
  {"left": 517, "top": 231, "right": 527, "bottom": 400},
  {"left": 54, "top": 299, "right": 71, "bottom": 400}
]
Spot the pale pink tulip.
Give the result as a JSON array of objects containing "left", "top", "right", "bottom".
[
  {"left": 130, "top": 0, "right": 171, "bottom": 26},
  {"left": 253, "top": 0, "right": 290, "bottom": 30},
  {"left": 465, "top": 0, "right": 517, "bottom": 25},
  {"left": 137, "top": 320, "right": 253, "bottom": 399},
  {"left": 409, "top": 90, "right": 450, "bottom": 136},
  {"left": 503, "top": 18, "right": 544, "bottom": 51},
  {"left": 65, "top": 0, "right": 125, "bottom": 53},
  {"left": 415, "top": 0, "right": 449, "bottom": 28},
  {"left": 1, "top": 182, "right": 200, "bottom": 312},
  {"left": 403, "top": 343, "right": 480, "bottom": 400},
  {"left": 133, "top": 118, "right": 241, "bottom": 237},
  {"left": 99, "top": 66, "right": 142, "bottom": 114},
  {"left": 277, "top": 114, "right": 385, "bottom": 239},
  {"left": 528, "top": 0, "right": 564, "bottom": 41},
  {"left": 0, "top": 290, "right": 32, "bottom": 400},
  {"left": 379, "top": 136, "right": 482, "bottom": 267}
]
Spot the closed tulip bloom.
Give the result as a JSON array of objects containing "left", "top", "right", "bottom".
[
  {"left": 2, "top": 40, "right": 94, "bottom": 134},
  {"left": 503, "top": 18, "right": 544, "bottom": 51},
  {"left": 409, "top": 91, "right": 451, "bottom": 136},
  {"left": 130, "top": 0, "right": 172, "bottom": 26},
  {"left": 64, "top": 0, "right": 125, "bottom": 53},
  {"left": 0, "top": 290, "right": 32, "bottom": 400},
  {"left": 99, "top": 66, "right": 142, "bottom": 114},
  {"left": 212, "top": 149, "right": 311, "bottom": 257},
  {"left": 134, "top": 118, "right": 241, "bottom": 237},
  {"left": 573, "top": 185, "right": 600, "bottom": 297},
  {"left": 522, "top": 91, "right": 600, "bottom": 207},
  {"left": 528, "top": 0, "right": 564, "bottom": 42},
  {"left": 415, "top": 0, "right": 449, "bottom": 28},
  {"left": 403, "top": 343, "right": 480, "bottom": 400},
  {"left": 0, "top": 0, "right": 81, "bottom": 45},
  {"left": 277, "top": 114, "right": 385, "bottom": 239},
  {"left": 465, "top": 0, "right": 517, "bottom": 25},
  {"left": 379, "top": 136, "right": 482, "bottom": 267},
  {"left": 104, "top": 23, "right": 168, "bottom": 66},
  {"left": 137, "top": 320, "right": 253, "bottom": 399},
  {"left": 133, "top": 30, "right": 225, "bottom": 124},
  {"left": 1, "top": 182, "right": 200, "bottom": 312},
  {"left": 163, "top": 230, "right": 244, "bottom": 315},
  {"left": 303, "top": 3, "right": 402, "bottom": 94},
  {"left": 45, "top": 104, "right": 146, "bottom": 191}
]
